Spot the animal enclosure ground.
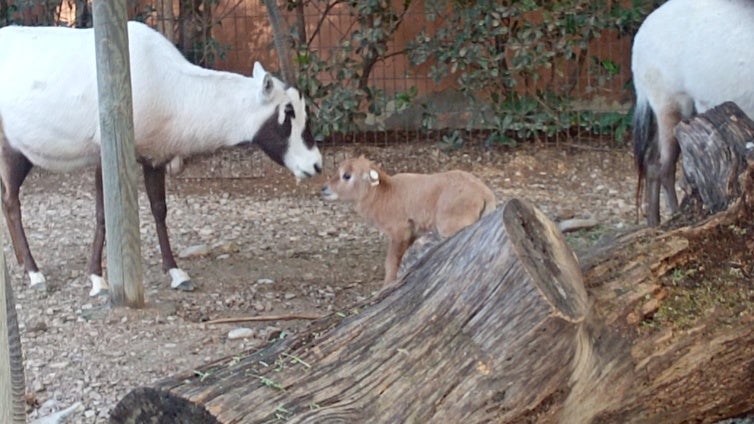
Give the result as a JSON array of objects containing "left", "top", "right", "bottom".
[{"left": 6, "top": 140, "right": 683, "bottom": 422}]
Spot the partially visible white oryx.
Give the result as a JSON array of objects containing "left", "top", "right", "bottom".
[
  {"left": 0, "top": 21, "right": 323, "bottom": 295},
  {"left": 632, "top": 0, "right": 754, "bottom": 226}
]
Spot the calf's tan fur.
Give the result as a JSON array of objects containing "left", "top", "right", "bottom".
[{"left": 322, "top": 156, "right": 496, "bottom": 285}]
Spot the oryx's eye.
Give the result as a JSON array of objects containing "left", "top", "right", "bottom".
[
  {"left": 284, "top": 103, "right": 295, "bottom": 118},
  {"left": 342, "top": 173, "right": 351, "bottom": 181}
]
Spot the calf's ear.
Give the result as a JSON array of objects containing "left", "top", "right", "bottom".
[{"left": 367, "top": 169, "right": 380, "bottom": 186}]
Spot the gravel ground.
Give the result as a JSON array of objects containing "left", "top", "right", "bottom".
[{"left": 8, "top": 141, "right": 645, "bottom": 422}]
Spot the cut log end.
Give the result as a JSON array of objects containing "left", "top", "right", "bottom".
[{"left": 504, "top": 198, "right": 588, "bottom": 322}]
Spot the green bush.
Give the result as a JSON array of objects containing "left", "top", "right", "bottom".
[
  {"left": 288, "top": 0, "right": 661, "bottom": 144},
  {"left": 408, "top": 0, "right": 661, "bottom": 145}
]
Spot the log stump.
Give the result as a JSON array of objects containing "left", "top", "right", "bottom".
[
  {"left": 676, "top": 101, "right": 754, "bottom": 217},
  {"left": 111, "top": 198, "right": 592, "bottom": 423}
]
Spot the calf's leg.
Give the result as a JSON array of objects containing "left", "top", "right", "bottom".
[{"left": 384, "top": 233, "right": 414, "bottom": 286}]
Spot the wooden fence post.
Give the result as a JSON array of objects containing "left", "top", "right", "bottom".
[
  {"left": 92, "top": 0, "right": 145, "bottom": 308},
  {"left": 0, "top": 229, "right": 25, "bottom": 423}
]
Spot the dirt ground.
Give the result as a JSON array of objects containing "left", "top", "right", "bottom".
[{"left": 9, "top": 141, "right": 644, "bottom": 422}]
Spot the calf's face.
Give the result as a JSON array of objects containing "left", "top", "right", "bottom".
[{"left": 321, "top": 157, "right": 380, "bottom": 201}]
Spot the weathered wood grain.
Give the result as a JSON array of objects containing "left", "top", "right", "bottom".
[{"left": 676, "top": 101, "right": 754, "bottom": 216}]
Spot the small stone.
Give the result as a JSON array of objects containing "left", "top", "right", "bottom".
[
  {"left": 227, "top": 328, "right": 255, "bottom": 340},
  {"left": 212, "top": 241, "right": 239, "bottom": 253},
  {"left": 264, "top": 326, "right": 283, "bottom": 341},
  {"left": 178, "top": 244, "right": 211, "bottom": 259},
  {"left": 255, "top": 278, "right": 274, "bottom": 285},
  {"left": 32, "top": 380, "right": 45, "bottom": 393},
  {"left": 28, "top": 320, "right": 48, "bottom": 333},
  {"left": 284, "top": 292, "right": 296, "bottom": 300},
  {"left": 49, "top": 361, "right": 70, "bottom": 369}
]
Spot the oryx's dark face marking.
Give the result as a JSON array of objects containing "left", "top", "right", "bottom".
[
  {"left": 251, "top": 103, "right": 293, "bottom": 168},
  {"left": 246, "top": 66, "right": 322, "bottom": 178}
]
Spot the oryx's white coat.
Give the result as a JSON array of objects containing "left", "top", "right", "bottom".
[
  {"left": 0, "top": 21, "right": 322, "bottom": 293},
  {"left": 631, "top": 0, "right": 754, "bottom": 226},
  {"left": 0, "top": 21, "right": 321, "bottom": 178}
]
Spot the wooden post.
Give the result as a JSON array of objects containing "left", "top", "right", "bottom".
[
  {"left": 0, "top": 230, "right": 25, "bottom": 424},
  {"left": 92, "top": 0, "right": 145, "bottom": 308}
]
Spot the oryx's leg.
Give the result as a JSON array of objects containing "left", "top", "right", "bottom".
[
  {"left": 87, "top": 166, "right": 109, "bottom": 296},
  {"left": 645, "top": 103, "right": 683, "bottom": 227},
  {"left": 0, "top": 143, "right": 44, "bottom": 289},
  {"left": 657, "top": 107, "right": 682, "bottom": 217},
  {"left": 142, "top": 162, "right": 192, "bottom": 291}
]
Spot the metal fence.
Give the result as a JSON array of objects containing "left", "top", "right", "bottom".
[{"left": 7, "top": 0, "right": 639, "bottom": 146}]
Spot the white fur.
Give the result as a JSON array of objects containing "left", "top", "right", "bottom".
[
  {"left": 631, "top": 0, "right": 754, "bottom": 225},
  {"left": 0, "top": 21, "right": 322, "bottom": 178},
  {"left": 169, "top": 267, "right": 191, "bottom": 289},
  {"left": 632, "top": 0, "right": 754, "bottom": 119},
  {"left": 29, "top": 271, "right": 46, "bottom": 289},
  {"left": 88, "top": 274, "right": 109, "bottom": 297}
]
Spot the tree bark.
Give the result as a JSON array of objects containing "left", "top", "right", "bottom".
[
  {"left": 263, "top": 0, "right": 296, "bottom": 84},
  {"left": 110, "top": 105, "right": 754, "bottom": 423},
  {"left": 675, "top": 101, "right": 754, "bottom": 217}
]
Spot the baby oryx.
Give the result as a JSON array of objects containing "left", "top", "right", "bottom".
[{"left": 322, "top": 156, "right": 496, "bottom": 285}]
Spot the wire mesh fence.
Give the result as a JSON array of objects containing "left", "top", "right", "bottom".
[{"left": 3, "top": 0, "right": 643, "bottom": 147}]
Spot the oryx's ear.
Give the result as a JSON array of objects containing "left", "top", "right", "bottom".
[
  {"left": 253, "top": 61, "right": 266, "bottom": 78},
  {"left": 367, "top": 169, "right": 380, "bottom": 186},
  {"left": 253, "top": 62, "right": 274, "bottom": 101},
  {"left": 260, "top": 73, "right": 274, "bottom": 101}
]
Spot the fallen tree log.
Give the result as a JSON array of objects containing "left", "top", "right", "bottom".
[
  {"left": 112, "top": 198, "right": 600, "bottom": 423},
  {"left": 111, "top": 204, "right": 754, "bottom": 423},
  {"left": 111, "top": 106, "right": 754, "bottom": 423}
]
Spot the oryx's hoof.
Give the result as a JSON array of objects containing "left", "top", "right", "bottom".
[
  {"left": 29, "top": 271, "right": 47, "bottom": 291},
  {"left": 174, "top": 280, "right": 194, "bottom": 291},
  {"left": 169, "top": 268, "right": 194, "bottom": 291},
  {"left": 89, "top": 287, "right": 110, "bottom": 297},
  {"left": 89, "top": 274, "right": 110, "bottom": 297}
]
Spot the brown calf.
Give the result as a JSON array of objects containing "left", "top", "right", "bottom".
[{"left": 322, "top": 156, "right": 496, "bottom": 285}]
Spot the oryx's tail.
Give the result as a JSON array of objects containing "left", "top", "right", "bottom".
[{"left": 632, "top": 95, "right": 656, "bottom": 221}]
